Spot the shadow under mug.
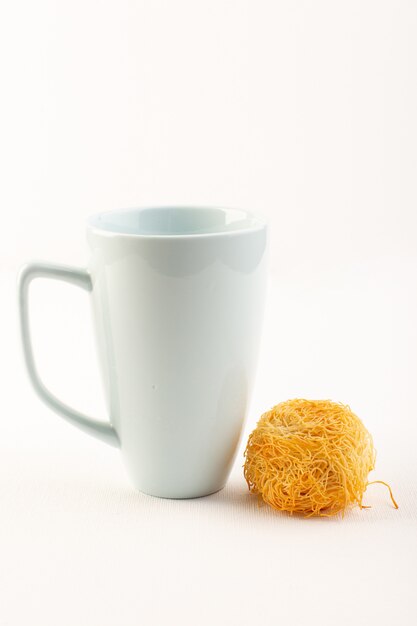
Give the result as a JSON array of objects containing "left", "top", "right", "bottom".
[{"left": 18, "top": 206, "right": 268, "bottom": 498}]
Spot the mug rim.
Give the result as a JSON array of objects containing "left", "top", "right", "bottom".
[{"left": 87, "top": 206, "right": 267, "bottom": 239}]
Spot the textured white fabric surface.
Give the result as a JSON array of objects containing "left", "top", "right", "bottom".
[{"left": 2, "top": 265, "right": 416, "bottom": 626}]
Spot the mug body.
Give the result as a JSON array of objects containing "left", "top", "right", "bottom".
[{"left": 87, "top": 207, "right": 267, "bottom": 498}]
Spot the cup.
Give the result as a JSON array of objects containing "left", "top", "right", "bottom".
[{"left": 18, "top": 206, "right": 267, "bottom": 498}]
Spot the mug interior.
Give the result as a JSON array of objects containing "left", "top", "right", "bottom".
[{"left": 88, "top": 207, "right": 265, "bottom": 237}]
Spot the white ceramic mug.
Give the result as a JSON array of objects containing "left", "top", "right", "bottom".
[{"left": 18, "top": 207, "right": 267, "bottom": 498}]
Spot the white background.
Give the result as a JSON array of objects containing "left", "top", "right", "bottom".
[{"left": 1, "top": 1, "right": 416, "bottom": 625}]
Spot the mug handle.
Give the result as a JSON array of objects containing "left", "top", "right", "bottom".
[{"left": 18, "top": 262, "right": 120, "bottom": 448}]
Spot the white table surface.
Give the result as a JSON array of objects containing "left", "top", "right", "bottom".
[{"left": 1, "top": 262, "right": 416, "bottom": 626}]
